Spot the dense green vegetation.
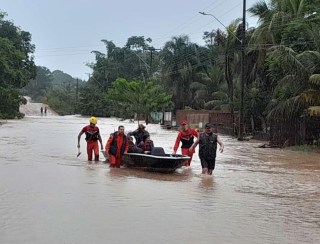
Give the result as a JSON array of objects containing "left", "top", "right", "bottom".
[
  {"left": 1, "top": 0, "right": 320, "bottom": 138},
  {"left": 0, "top": 11, "right": 36, "bottom": 119}
]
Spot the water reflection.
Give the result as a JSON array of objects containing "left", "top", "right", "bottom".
[
  {"left": 107, "top": 167, "right": 193, "bottom": 182},
  {"left": 198, "top": 175, "right": 215, "bottom": 191}
]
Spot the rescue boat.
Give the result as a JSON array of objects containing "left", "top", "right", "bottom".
[{"left": 121, "top": 147, "right": 190, "bottom": 173}]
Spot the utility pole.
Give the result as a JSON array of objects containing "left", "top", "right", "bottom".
[
  {"left": 238, "top": 0, "right": 246, "bottom": 141},
  {"left": 199, "top": 8, "right": 246, "bottom": 139},
  {"left": 75, "top": 78, "right": 79, "bottom": 112},
  {"left": 144, "top": 47, "right": 161, "bottom": 78}
]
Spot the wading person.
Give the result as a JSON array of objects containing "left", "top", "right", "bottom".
[
  {"left": 105, "top": 125, "right": 128, "bottom": 168},
  {"left": 189, "top": 123, "right": 224, "bottom": 175},
  {"left": 173, "top": 120, "right": 199, "bottom": 166},
  {"left": 77, "top": 117, "right": 103, "bottom": 161},
  {"left": 128, "top": 124, "right": 149, "bottom": 145}
]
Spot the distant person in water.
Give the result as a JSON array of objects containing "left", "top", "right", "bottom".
[
  {"left": 173, "top": 120, "right": 199, "bottom": 166},
  {"left": 40, "top": 107, "right": 43, "bottom": 115},
  {"left": 189, "top": 123, "right": 224, "bottom": 175},
  {"left": 44, "top": 107, "right": 47, "bottom": 115},
  {"left": 77, "top": 117, "right": 103, "bottom": 161},
  {"left": 105, "top": 125, "right": 128, "bottom": 168},
  {"left": 127, "top": 124, "right": 149, "bottom": 145}
]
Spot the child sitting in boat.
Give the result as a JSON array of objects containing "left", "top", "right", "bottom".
[
  {"left": 127, "top": 136, "right": 144, "bottom": 153},
  {"left": 137, "top": 135, "right": 154, "bottom": 154}
]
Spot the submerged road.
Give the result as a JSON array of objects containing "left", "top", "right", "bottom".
[{"left": 0, "top": 103, "right": 319, "bottom": 244}]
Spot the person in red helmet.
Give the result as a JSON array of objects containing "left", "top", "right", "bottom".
[
  {"left": 77, "top": 117, "right": 103, "bottom": 161},
  {"left": 173, "top": 120, "right": 199, "bottom": 166}
]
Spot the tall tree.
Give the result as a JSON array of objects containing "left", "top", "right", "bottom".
[
  {"left": 0, "top": 11, "right": 36, "bottom": 119},
  {"left": 107, "top": 78, "right": 173, "bottom": 123},
  {"left": 160, "top": 35, "right": 199, "bottom": 110}
]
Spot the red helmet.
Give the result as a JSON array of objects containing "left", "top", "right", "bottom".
[{"left": 180, "top": 120, "right": 188, "bottom": 125}]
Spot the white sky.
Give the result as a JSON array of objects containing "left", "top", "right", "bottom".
[{"left": 1, "top": 0, "right": 258, "bottom": 80}]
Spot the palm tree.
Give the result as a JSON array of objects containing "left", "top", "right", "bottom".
[
  {"left": 266, "top": 46, "right": 320, "bottom": 120},
  {"left": 248, "top": 0, "right": 320, "bottom": 123},
  {"left": 160, "top": 35, "right": 199, "bottom": 110}
]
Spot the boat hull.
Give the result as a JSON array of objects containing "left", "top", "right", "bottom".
[{"left": 122, "top": 153, "right": 190, "bottom": 173}]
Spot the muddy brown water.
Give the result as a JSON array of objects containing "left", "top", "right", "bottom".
[{"left": 0, "top": 114, "right": 319, "bottom": 244}]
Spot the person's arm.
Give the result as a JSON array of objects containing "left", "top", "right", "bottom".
[
  {"left": 105, "top": 135, "right": 114, "bottom": 158},
  {"left": 77, "top": 131, "right": 84, "bottom": 148},
  {"left": 173, "top": 133, "right": 181, "bottom": 154},
  {"left": 97, "top": 129, "right": 103, "bottom": 150},
  {"left": 192, "top": 128, "right": 199, "bottom": 138},
  {"left": 217, "top": 135, "right": 224, "bottom": 153},
  {"left": 145, "top": 141, "right": 154, "bottom": 154},
  {"left": 127, "top": 130, "right": 137, "bottom": 137},
  {"left": 137, "top": 141, "right": 144, "bottom": 149},
  {"left": 189, "top": 136, "right": 200, "bottom": 151},
  {"left": 124, "top": 138, "right": 129, "bottom": 153}
]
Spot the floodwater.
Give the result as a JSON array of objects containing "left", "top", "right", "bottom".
[{"left": 0, "top": 112, "right": 320, "bottom": 243}]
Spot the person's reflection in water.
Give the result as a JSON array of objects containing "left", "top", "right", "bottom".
[
  {"left": 198, "top": 175, "right": 215, "bottom": 191},
  {"left": 107, "top": 167, "right": 130, "bottom": 182}
]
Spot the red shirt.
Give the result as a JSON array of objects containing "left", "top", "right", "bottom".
[
  {"left": 173, "top": 128, "right": 199, "bottom": 152},
  {"left": 82, "top": 125, "right": 100, "bottom": 142}
]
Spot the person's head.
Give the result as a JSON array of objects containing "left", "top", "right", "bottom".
[
  {"left": 143, "top": 134, "right": 150, "bottom": 142},
  {"left": 180, "top": 120, "right": 188, "bottom": 130},
  {"left": 138, "top": 124, "right": 146, "bottom": 131},
  {"left": 127, "top": 136, "right": 134, "bottom": 144},
  {"left": 89, "top": 116, "right": 97, "bottom": 127},
  {"left": 204, "top": 123, "right": 213, "bottom": 133},
  {"left": 118, "top": 125, "right": 125, "bottom": 134}
]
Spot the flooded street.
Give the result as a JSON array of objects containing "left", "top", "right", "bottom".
[{"left": 0, "top": 114, "right": 319, "bottom": 244}]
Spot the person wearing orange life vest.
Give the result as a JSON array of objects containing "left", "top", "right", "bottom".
[
  {"left": 173, "top": 120, "right": 199, "bottom": 166},
  {"left": 105, "top": 125, "right": 128, "bottom": 168},
  {"left": 77, "top": 117, "right": 103, "bottom": 161}
]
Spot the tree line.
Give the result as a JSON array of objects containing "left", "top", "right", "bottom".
[{"left": 1, "top": 0, "right": 320, "bottom": 136}]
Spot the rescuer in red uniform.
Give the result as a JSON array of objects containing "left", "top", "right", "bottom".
[
  {"left": 173, "top": 120, "right": 199, "bottom": 166},
  {"left": 77, "top": 117, "right": 103, "bottom": 161}
]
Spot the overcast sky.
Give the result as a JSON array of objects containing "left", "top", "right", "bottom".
[{"left": 1, "top": 0, "right": 258, "bottom": 80}]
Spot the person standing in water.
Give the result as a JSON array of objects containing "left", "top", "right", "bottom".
[
  {"left": 105, "top": 125, "right": 128, "bottom": 168},
  {"left": 77, "top": 117, "right": 103, "bottom": 161},
  {"left": 173, "top": 120, "right": 199, "bottom": 166},
  {"left": 189, "top": 123, "right": 224, "bottom": 175}
]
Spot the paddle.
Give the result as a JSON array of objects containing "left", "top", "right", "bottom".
[{"left": 77, "top": 147, "right": 81, "bottom": 158}]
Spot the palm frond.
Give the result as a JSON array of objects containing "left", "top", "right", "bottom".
[
  {"left": 266, "top": 94, "right": 304, "bottom": 120},
  {"left": 268, "top": 45, "right": 309, "bottom": 76},
  {"left": 267, "top": 89, "right": 320, "bottom": 120},
  {"left": 309, "top": 74, "right": 320, "bottom": 86}
]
